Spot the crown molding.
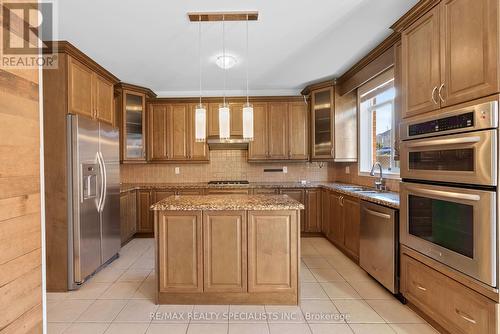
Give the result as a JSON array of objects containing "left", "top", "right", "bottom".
[{"left": 390, "top": 0, "right": 441, "bottom": 32}]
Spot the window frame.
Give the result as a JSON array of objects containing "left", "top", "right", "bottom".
[{"left": 357, "top": 68, "right": 400, "bottom": 179}]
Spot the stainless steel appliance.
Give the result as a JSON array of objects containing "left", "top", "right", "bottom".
[
  {"left": 360, "top": 201, "right": 398, "bottom": 293},
  {"left": 399, "top": 99, "right": 498, "bottom": 287},
  {"left": 67, "top": 115, "right": 120, "bottom": 290}
]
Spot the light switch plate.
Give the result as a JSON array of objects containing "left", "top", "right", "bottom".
[
  {"left": 283, "top": 166, "right": 288, "bottom": 174},
  {"left": 345, "top": 166, "right": 350, "bottom": 174},
  {"left": 175, "top": 167, "right": 180, "bottom": 175}
]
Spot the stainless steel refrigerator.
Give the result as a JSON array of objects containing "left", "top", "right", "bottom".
[{"left": 67, "top": 114, "right": 120, "bottom": 290}]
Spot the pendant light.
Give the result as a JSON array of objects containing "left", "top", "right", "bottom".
[
  {"left": 195, "top": 15, "right": 207, "bottom": 142},
  {"left": 218, "top": 15, "right": 231, "bottom": 140},
  {"left": 242, "top": 14, "right": 254, "bottom": 141}
]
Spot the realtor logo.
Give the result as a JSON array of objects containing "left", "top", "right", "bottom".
[{"left": 1, "top": 0, "right": 58, "bottom": 68}]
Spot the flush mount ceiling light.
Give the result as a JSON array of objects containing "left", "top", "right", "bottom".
[{"left": 215, "top": 55, "right": 237, "bottom": 69}]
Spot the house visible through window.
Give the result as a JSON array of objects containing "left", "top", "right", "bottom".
[{"left": 358, "top": 69, "right": 399, "bottom": 177}]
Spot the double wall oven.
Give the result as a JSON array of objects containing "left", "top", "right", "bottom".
[{"left": 399, "top": 98, "right": 498, "bottom": 287}]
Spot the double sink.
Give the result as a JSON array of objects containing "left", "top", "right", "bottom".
[{"left": 339, "top": 186, "right": 382, "bottom": 194}]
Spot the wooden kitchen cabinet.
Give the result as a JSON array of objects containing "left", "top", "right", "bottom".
[
  {"left": 137, "top": 190, "right": 153, "bottom": 233},
  {"left": 311, "top": 86, "right": 335, "bottom": 160},
  {"left": 321, "top": 189, "right": 330, "bottom": 235},
  {"left": 305, "top": 189, "right": 321, "bottom": 233},
  {"left": 120, "top": 190, "right": 137, "bottom": 244},
  {"left": 248, "top": 103, "right": 269, "bottom": 160},
  {"left": 342, "top": 195, "right": 360, "bottom": 260},
  {"left": 68, "top": 56, "right": 115, "bottom": 125},
  {"left": 207, "top": 102, "right": 244, "bottom": 138},
  {"left": 288, "top": 102, "right": 309, "bottom": 160},
  {"left": 203, "top": 211, "right": 247, "bottom": 292},
  {"left": 188, "top": 104, "right": 209, "bottom": 161},
  {"left": 267, "top": 102, "right": 289, "bottom": 159},
  {"left": 252, "top": 188, "right": 279, "bottom": 195},
  {"left": 169, "top": 104, "right": 190, "bottom": 160},
  {"left": 280, "top": 189, "right": 306, "bottom": 232},
  {"left": 158, "top": 211, "right": 203, "bottom": 293},
  {"left": 247, "top": 210, "right": 298, "bottom": 293},
  {"left": 401, "top": 0, "right": 499, "bottom": 118},
  {"left": 149, "top": 104, "right": 168, "bottom": 161},
  {"left": 328, "top": 191, "right": 344, "bottom": 245},
  {"left": 334, "top": 90, "right": 357, "bottom": 162}
]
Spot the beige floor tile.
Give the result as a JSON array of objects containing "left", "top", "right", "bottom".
[
  {"left": 320, "top": 282, "right": 361, "bottom": 300},
  {"left": 310, "top": 268, "right": 345, "bottom": 282},
  {"left": 130, "top": 257, "right": 155, "bottom": 269},
  {"left": 63, "top": 322, "right": 110, "bottom": 334},
  {"left": 47, "top": 299, "right": 93, "bottom": 322},
  {"left": 302, "top": 244, "right": 321, "bottom": 256},
  {"left": 301, "top": 283, "right": 329, "bottom": 299},
  {"left": 309, "top": 323, "right": 353, "bottom": 334},
  {"left": 348, "top": 280, "right": 393, "bottom": 300},
  {"left": 146, "top": 323, "right": 188, "bottom": 334},
  {"left": 47, "top": 292, "right": 69, "bottom": 301},
  {"left": 228, "top": 323, "right": 270, "bottom": 334},
  {"left": 153, "top": 304, "right": 194, "bottom": 323},
  {"left": 366, "top": 300, "right": 424, "bottom": 324},
  {"left": 191, "top": 305, "right": 229, "bottom": 323},
  {"left": 77, "top": 299, "right": 128, "bottom": 322},
  {"left": 66, "top": 282, "right": 112, "bottom": 300},
  {"left": 300, "top": 300, "right": 343, "bottom": 324},
  {"left": 104, "top": 323, "right": 149, "bottom": 334},
  {"left": 302, "top": 257, "right": 332, "bottom": 269},
  {"left": 47, "top": 322, "right": 69, "bottom": 334},
  {"left": 325, "top": 257, "right": 360, "bottom": 271},
  {"left": 335, "top": 267, "right": 372, "bottom": 282},
  {"left": 131, "top": 277, "right": 155, "bottom": 299},
  {"left": 115, "top": 299, "right": 159, "bottom": 322},
  {"left": 300, "top": 268, "right": 318, "bottom": 283},
  {"left": 229, "top": 305, "right": 266, "bottom": 322},
  {"left": 187, "top": 323, "right": 229, "bottom": 334},
  {"left": 99, "top": 281, "right": 141, "bottom": 299},
  {"left": 268, "top": 323, "right": 312, "bottom": 334},
  {"left": 118, "top": 268, "right": 152, "bottom": 282},
  {"left": 111, "top": 255, "right": 140, "bottom": 269},
  {"left": 333, "top": 300, "right": 384, "bottom": 324},
  {"left": 92, "top": 268, "right": 126, "bottom": 283},
  {"left": 389, "top": 323, "right": 439, "bottom": 334},
  {"left": 349, "top": 323, "right": 395, "bottom": 333},
  {"left": 265, "top": 305, "right": 305, "bottom": 323}
]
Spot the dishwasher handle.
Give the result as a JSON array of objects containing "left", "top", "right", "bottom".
[{"left": 362, "top": 207, "right": 392, "bottom": 219}]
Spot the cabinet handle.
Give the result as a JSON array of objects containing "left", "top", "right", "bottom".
[
  {"left": 416, "top": 285, "right": 427, "bottom": 292},
  {"left": 455, "top": 309, "right": 476, "bottom": 324},
  {"left": 431, "top": 86, "right": 438, "bottom": 105},
  {"left": 438, "top": 83, "right": 445, "bottom": 103}
]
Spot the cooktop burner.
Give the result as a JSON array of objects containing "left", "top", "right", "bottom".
[{"left": 208, "top": 180, "right": 250, "bottom": 185}]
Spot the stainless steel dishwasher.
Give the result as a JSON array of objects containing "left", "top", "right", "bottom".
[{"left": 360, "top": 201, "right": 399, "bottom": 294}]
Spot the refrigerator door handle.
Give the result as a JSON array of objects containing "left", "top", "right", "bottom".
[
  {"left": 97, "top": 152, "right": 105, "bottom": 212},
  {"left": 99, "top": 151, "right": 107, "bottom": 212}
]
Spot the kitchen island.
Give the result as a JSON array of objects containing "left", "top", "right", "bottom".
[{"left": 151, "top": 194, "right": 304, "bottom": 305}]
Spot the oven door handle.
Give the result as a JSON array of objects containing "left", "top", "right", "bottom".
[
  {"left": 405, "top": 136, "right": 481, "bottom": 148},
  {"left": 405, "top": 186, "right": 481, "bottom": 202}
]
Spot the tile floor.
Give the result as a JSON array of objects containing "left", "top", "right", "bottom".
[{"left": 47, "top": 237, "right": 439, "bottom": 334}]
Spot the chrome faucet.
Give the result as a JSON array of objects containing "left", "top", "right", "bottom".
[{"left": 370, "top": 162, "right": 386, "bottom": 191}]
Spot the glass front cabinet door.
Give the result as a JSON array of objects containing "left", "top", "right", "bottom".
[
  {"left": 122, "top": 90, "right": 146, "bottom": 161},
  {"left": 311, "top": 86, "right": 334, "bottom": 160}
]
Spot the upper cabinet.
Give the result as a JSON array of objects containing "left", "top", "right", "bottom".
[
  {"left": 248, "top": 100, "right": 309, "bottom": 161},
  {"left": 148, "top": 102, "right": 208, "bottom": 162},
  {"left": 311, "top": 86, "right": 335, "bottom": 160},
  {"left": 334, "top": 89, "right": 357, "bottom": 162},
  {"left": 116, "top": 83, "right": 156, "bottom": 163},
  {"left": 401, "top": 0, "right": 499, "bottom": 118},
  {"left": 207, "top": 102, "right": 243, "bottom": 138}
]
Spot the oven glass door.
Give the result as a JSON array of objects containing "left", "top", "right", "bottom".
[
  {"left": 400, "top": 182, "right": 497, "bottom": 287},
  {"left": 400, "top": 129, "right": 497, "bottom": 186}
]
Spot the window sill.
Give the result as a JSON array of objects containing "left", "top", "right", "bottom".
[{"left": 358, "top": 171, "right": 401, "bottom": 180}]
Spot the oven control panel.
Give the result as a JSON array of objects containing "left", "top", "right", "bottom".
[{"left": 408, "top": 112, "right": 474, "bottom": 137}]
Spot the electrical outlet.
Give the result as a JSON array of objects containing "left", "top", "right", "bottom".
[
  {"left": 175, "top": 167, "right": 180, "bottom": 175},
  {"left": 345, "top": 166, "right": 350, "bottom": 174},
  {"left": 283, "top": 166, "right": 288, "bottom": 174}
]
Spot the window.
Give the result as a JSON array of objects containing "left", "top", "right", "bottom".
[{"left": 358, "top": 69, "right": 400, "bottom": 177}]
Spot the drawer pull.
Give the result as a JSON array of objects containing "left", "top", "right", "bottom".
[
  {"left": 456, "top": 309, "right": 476, "bottom": 324},
  {"left": 416, "top": 285, "right": 427, "bottom": 291}
]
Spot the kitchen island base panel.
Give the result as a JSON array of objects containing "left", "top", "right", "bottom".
[{"left": 154, "top": 207, "right": 300, "bottom": 305}]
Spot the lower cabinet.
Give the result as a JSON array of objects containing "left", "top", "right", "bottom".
[
  {"left": 401, "top": 252, "right": 497, "bottom": 334},
  {"left": 158, "top": 211, "right": 203, "bottom": 292},
  {"left": 120, "top": 190, "right": 137, "bottom": 244},
  {"left": 327, "top": 191, "right": 360, "bottom": 261},
  {"left": 137, "top": 190, "right": 154, "bottom": 233},
  {"left": 203, "top": 211, "right": 247, "bottom": 292},
  {"left": 280, "top": 189, "right": 306, "bottom": 232},
  {"left": 321, "top": 189, "right": 330, "bottom": 235},
  {"left": 305, "top": 189, "right": 321, "bottom": 232}
]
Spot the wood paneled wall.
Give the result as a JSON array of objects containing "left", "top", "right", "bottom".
[{"left": 0, "top": 2, "right": 43, "bottom": 333}]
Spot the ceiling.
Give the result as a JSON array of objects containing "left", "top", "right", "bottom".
[{"left": 56, "top": 0, "right": 418, "bottom": 97}]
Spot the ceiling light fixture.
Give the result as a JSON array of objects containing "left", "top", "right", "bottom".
[
  {"left": 242, "top": 14, "right": 254, "bottom": 141},
  {"left": 218, "top": 15, "right": 231, "bottom": 140},
  {"left": 215, "top": 54, "right": 237, "bottom": 69},
  {"left": 195, "top": 15, "right": 207, "bottom": 142}
]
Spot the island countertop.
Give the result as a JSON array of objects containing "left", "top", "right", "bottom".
[{"left": 150, "top": 194, "right": 305, "bottom": 211}]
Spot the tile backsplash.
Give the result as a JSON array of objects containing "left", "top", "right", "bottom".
[{"left": 121, "top": 150, "right": 333, "bottom": 183}]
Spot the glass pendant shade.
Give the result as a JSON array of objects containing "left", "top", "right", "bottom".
[
  {"left": 242, "top": 102, "right": 254, "bottom": 141},
  {"left": 194, "top": 104, "right": 206, "bottom": 142},
  {"left": 218, "top": 103, "right": 230, "bottom": 140}
]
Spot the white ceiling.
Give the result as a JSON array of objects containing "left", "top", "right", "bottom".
[{"left": 56, "top": 0, "right": 418, "bottom": 97}]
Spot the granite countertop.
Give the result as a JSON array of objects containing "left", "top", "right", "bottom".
[
  {"left": 122, "top": 181, "right": 400, "bottom": 209},
  {"left": 150, "top": 194, "right": 305, "bottom": 211}
]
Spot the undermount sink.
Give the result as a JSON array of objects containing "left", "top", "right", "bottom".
[{"left": 355, "top": 190, "right": 379, "bottom": 194}]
